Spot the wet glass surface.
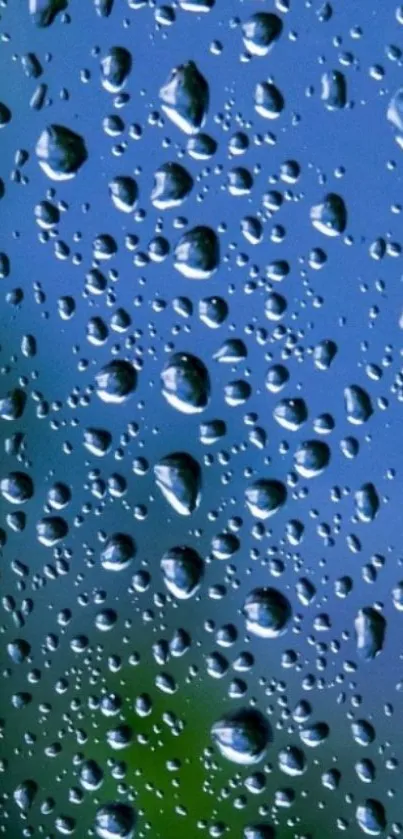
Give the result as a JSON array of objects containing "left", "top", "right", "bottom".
[{"left": 1, "top": 1, "right": 403, "bottom": 837}]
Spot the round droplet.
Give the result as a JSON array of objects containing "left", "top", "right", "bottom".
[
  {"left": 0, "top": 472, "right": 33, "bottom": 504},
  {"left": 83, "top": 428, "right": 112, "bottom": 456},
  {"left": 310, "top": 193, "right": 347, "bottom": 236},
  {"left": 294, "top": 440, "right": 330, "bottom": 478},
  {"left": 7, "top": 639, "right": 31, "bottom": 664},
  {"left": 273, "top": 398, "right": 307, "bottom": 431},
  {"left": 101, "top": 47, "right": 132, "bottom": 93},
  {"left": 109, "top": 176, "right": 138, "bottom": 212},
  {"left": 242, "top": 12, "right": 282, "bottom": 56},
  {"left": 96, "top": 360, "right": 137, "bottom": 404},
  {"left": 151, "top": 162, "right": 193, "bottom": 209},
  {"left": 95, "top": 802, "right": 137, "bottom": 839},
  {"left": 313, "top": 339, "right": 337, "bottom": 370},
  {"left": 174, "top": 226, "right": 219, "bottom": 279},
  {"left": 387, "top": 87, "right": 403, "bottom": 132},
  {"left": 356, "top": 800, "right": 386, "bottom": 835},
  {"left": 101, "top": 533, "right": 136, "bottom": 571},
  {"left": 299, "top": 722, "right": 329, "bottom": 747},
  {"left": 278, "top": 746, "right": 306, "bottom": 776},
  {"left": 187, "top": 133, "right": 217, "bottom": 159},
  {"left": 161, "top": 352, "right": 210, "bottom": 413},
  {"left": 211, "top": 708, "right": 271, "bottom": 765},
  {"left": 244, "top": 587, "right": 292, "bottom": 638},
  {"left": 36, "top": 124, "right": 87, "bottom": 180},
  {"left": 37, "top": 516, "right": 68, "bottom": 546},
  {"left": 161, "top": 546, "right": 204, "bottom": 598},
  {"left": 244, "top": 826, "right": 275, "bottom": 839},
  {"left": 199, "top": 296, "right": 228, "bottom": 327},
  {"left": 245, "top": 479, "right": 287, "bottom": 519},
  {"left": 79, "top": 760, "right": 104, "bottom": 791},
  {"left": 13, "top": 780, "right": 38, "bottom": 811}
]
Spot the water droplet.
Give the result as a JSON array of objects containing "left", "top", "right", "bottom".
[
  {"left": 211, "top": 708, "right": 271, "bottom": 765},
  {"left": 294, "top": 440, "right": 330, "bottom": 478},
  {"left": 356, "top": 800, "right": 386, "bottom": 835},
  {"left": 161, "top": 352, "right": 210, "bottom": 413},
  {"left": 159, "top": 61, "right": 209, "bottom": 135},
  {"left": 244, "top": 587, "right": 292, "bottom": 638},
  {"left": 174, "top": 226, "right": 219, "bottom": 279},
  {"left": 36, "top": 124, "right": 87, "bottom": 180},
  {"left": 242, "top": 12, "right": 282, "bottom": 56},
  {"left": 29, "top": 0, "right": 67, "bottom": 27},
  {"left": 154, "top": 452, "right": 202, "bottom": 515},
  {"left": 344, "top": 385, "right": 373, "bottom": 425},
  {"left": 94, "top": 803, "right": 137, "bottom": 839},
  {"left": 109, "top": 176, "right": 138, "bottom": 212},
  {"left": 96, "top": 360, "right": 137, "bottom": 404},
  {"left": 321, "top": 71, "right": 347, "bottom": 109},
  {"left": 310, "top": 193, "right": 347, "bottom": 236},
  {"left": 151, "top": 162, "right": 193, "bottom": 209},
  {"left": 101, "top": 533, "right": 136, "bottom": 571},
  {"left": 254, "top": 82, "right": 284, "bottom": 119},
  {"left": 101, "top": 47, "right": 132, "bottom": 93},
  {"left": 245, "top": 479, "right": 287, "bottom": 518},
  {"left": 355, "top": 607, "right": 386, "bottom": 661},
  {"left": 161, "top": 545, "right": 204, "bottom": 598},
  {"left": 273, "top": 398, "right": 308, "bottom": 431}
]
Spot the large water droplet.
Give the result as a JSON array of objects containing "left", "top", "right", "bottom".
[
  {"left": 29, "top": 0, "right": 67, "bottom": 27},
  {"left": 109, "top": 176, "right": 138, "bottom": 212},
  {"left": 0, "top": 472, "right": 33, "bottom": 504},
  {"left": 245, "top": 479, "right": 287, "bottom": 519},
  {"left": 161, "top": 352, "right": 210, "bottom": 413},
  {"left": 159, "top": 61, "right": 209, "bottom": 135},
  {"left": 94, "top": 803, "right": 137, "bottom": 839},
  {"left": 96, "top": 360, "right": 137, "bottom": 404},
  {"left": 154, "top": 452, "right": 202, "bottom": 515},
  {"left": 211, "top": 708, "right": 271, "bottom": 765},
  {"left": 254, "top": 82, "right": 284, "bottom": 119},
  {"left": 244, "top": 587, "right": 292, "bottom": 638},
  {"left": 344, "top": 385, "right": 373, "bottom": 425},
  {"left": 273, "top": 398, "right": 308, "bottom": 431},
  {"left": 101, "top": 47, "right": 132, "bottom": 93},
  {"left": 36, "top": 124, "right": 87, "bottom": 180},
  {"left": 356, "top": 800, "right": 386, "bottom": 835},
  {"left": 321, "top": 70, "right": 347, "bottom": 109},
  {"left": 174, "top": 225, "right": 219, "bottom": 279},
  {"left": 151, "top": 162, "right": 193, "bottom": 209},
  {"left": 101, "top": 533, "right": 136, "bottom": 571},
  {"left": 242, "top": 12, "right": 282, "bottom": 56},
  {"left": 310, "top": 193, "right": 347, "bottom": 236},
  {"left": 161, "top": 545, "right": 204, "bottom": 598},
  {"left": 355, "top": 607, "right": 386, "bottom": 661},
  {"left": 294, "top": 440, "right": 330, "bottom": 478}
]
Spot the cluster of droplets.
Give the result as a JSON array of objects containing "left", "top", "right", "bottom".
[{"left": 1, "top": 0, "right": 403, "bottom": 837}]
